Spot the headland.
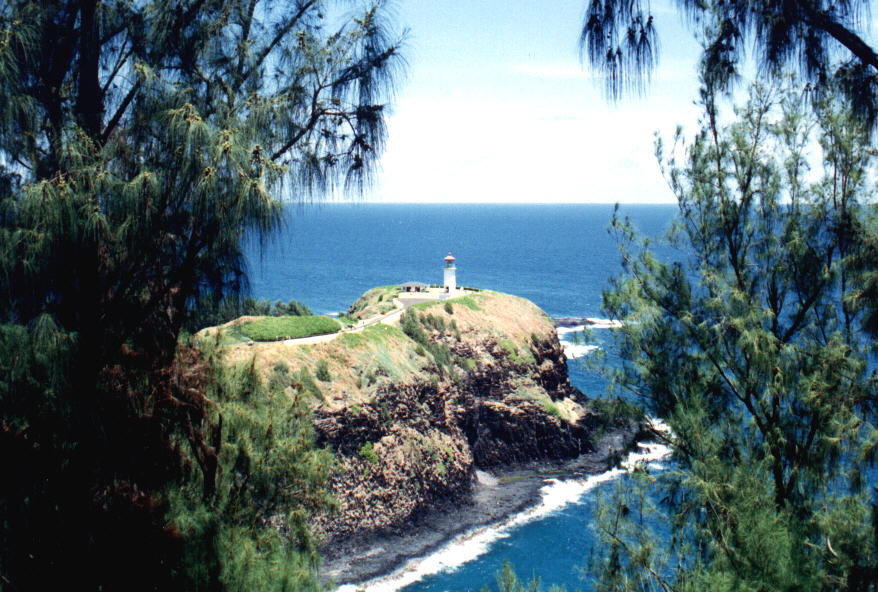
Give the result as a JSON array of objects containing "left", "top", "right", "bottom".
[{"left": 197, "top": 285, "right": 643, "bottom": 587}]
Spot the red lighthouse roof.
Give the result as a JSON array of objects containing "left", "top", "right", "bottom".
[{"left": 443, "top": 252, "right": 456, "bottom": 261}]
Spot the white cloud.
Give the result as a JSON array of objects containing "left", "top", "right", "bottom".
[
  {"left": 363, "top": 0, "right": 707, "bottom": 204},
  {"left": 371, "top": 94, "right": 699, "bottom": 204}
]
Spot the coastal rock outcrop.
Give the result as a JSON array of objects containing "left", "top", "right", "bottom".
[{"left": 207, "top": 289, "right": 625, "bottom": 548}]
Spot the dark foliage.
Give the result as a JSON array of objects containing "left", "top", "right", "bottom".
[
  {"left": 580, "top": 0, "right": 878, "bottom": 127},
  {"left": 184, "top": 297, "right": 313, "bottom": 334},
  {"left": 591, "top": 81, "right": 878, "bottom": 592},
  {"left": 0, "top": 0, "right": 402, "bottom": 588}
]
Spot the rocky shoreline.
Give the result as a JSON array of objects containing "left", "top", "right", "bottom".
[
  {"left": 319, "top": 426, "right": 642, "bottom": 587},
  {"left": 212, "top": 289, "right": 644, "bottom": 587}
]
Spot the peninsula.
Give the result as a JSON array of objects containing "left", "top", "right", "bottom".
[{"left": 197, "top": 282, "right": 643, "bottom": 585}]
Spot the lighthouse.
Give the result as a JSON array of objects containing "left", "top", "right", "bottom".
[{"left": 443, "top": 252, "right": 457, "bottom": 292}]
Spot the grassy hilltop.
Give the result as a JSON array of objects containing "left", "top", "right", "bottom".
[
  {"left": 201, "top": 288, "right": 575, "bottom": 419},
  {"left": 195, "top": 286, "right": 638, "bottom": 557}
]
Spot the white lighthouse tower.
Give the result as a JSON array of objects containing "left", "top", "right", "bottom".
[{"left": 443, "top": 252, "right": 457, "bottom": 293}]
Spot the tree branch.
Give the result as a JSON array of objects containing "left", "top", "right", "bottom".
[
  {"left": 798, "top": 2, "right": 878, "bottom": 72},
  {"left": 75, "top": 0, "right": 103, "bottom": 139},
  {"left": 239, "top": 0, "right": 318, "bottom": 91},
  {"left": 100, "top": 79, "right": 142, "bottom": 144}
]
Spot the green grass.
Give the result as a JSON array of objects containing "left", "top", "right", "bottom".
[
  {"left": 498, "top": 338, "right": 535, "bottom": 364},
  {"left": 540, "top": 400, "right": 562, "bottom": 418},
  {"left": 447, "top": 295, "right": 482, "bottom": 311},
  {"left": 347, "top": 285, "right": 399, "bottom": 319},
  {"left": 239, "top": 315, "right": 340, "bottom": 342},
  {"left": 359, "top": 441, "right": 379, "bottom": 463},
  {"left": 338, "top": 323, "right": 405, "bottom": 348},
  {"left": 410, "top": 294, "right": 483, "bottom": 313}
]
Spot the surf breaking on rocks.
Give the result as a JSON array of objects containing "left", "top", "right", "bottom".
[{"left": 335, "top": 420, "right": 672, "bottom": 592}]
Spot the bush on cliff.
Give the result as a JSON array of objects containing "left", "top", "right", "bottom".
[
  {"left": 401, "top": 309, "right": 456, "bottom": 373},
  {"left": 185, "top": 297, "right": 313, "bottom": 333},
  {"left": 359, "top": 441, "right": 379, "bottom": 464},
  {"left": 240, "top": 316, "right": 341, "bottom": 342}
]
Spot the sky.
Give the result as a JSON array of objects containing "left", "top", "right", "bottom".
[{"left": 364, "top": 0, "right": 705, "bottom": 204}]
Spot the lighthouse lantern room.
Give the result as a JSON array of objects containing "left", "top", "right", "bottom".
[{"left": 443, "top": 253, "right": 457, "bottom": 292}]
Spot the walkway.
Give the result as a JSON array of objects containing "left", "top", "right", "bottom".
[
  {"left": 281, "top": 298, "right": 406, "bottom": 346},
  {"left": 279, "top": 287, "right": 467, "bottom": 347}
]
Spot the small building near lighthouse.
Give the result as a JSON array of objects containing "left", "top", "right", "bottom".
[
  {"left": 443, "top": 252, "right": 457, "bottom": 292},
  {"left": 396, "top": 252, "right": 470, "bottom": 307}
]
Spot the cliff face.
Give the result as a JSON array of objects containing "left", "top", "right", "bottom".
[{"left": 209, "top": 290, "right": 603, "bottom": 544}]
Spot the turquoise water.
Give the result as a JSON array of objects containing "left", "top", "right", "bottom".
[{"left": 245, "top": 203, "right": 677, "bottom": 591}]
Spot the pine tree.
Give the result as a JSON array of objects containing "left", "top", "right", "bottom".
[
  {"left": 580, "top": 0, "right": 878, "bottom": 126},
  {"left": 0, "top": 1, "right": 402, "bottom": 588},
  {"left": 591, "top": 80, "right": 878, "bottom": 591}
]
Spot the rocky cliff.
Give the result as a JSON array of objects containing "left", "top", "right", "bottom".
[{"left": 207, "top": 289, "right": 626, "bottom": 547}]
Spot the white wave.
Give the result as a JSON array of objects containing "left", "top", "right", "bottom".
[
  {"left": 555, "top": 325, "right": 586, "bottom": 336},
  {"left": 649, "top": 417, "right": 672, "bottom": 436},
  {"left": 563, "top": 343, "right": 599, "bottom": 359},
  {"left": 475, "top": 470, "right": 498, "bottom": 486},
  {"left": 620, "top": 441, "right": 673, "bottom": 470},
  {"left": 337, "top": 423, "right": 672, "bottom": 592},
  {"left": 585, "top": 318, "right": 624, "bottom": 329}
]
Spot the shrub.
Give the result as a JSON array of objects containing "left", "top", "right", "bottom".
[
  {"left": 186, "top": 296, "right": 312, "bottom": 332},
  {"left": 588, "top": 397, "right": 645, "bottom": 427},
  {"left": 314, "top": 359, "right": 331, "bottom": 382},
  {"left": 239, "top": 315, "right": 340, "bottom": 342},
  {"left": 400, "top": 310, "right": 456, "bottom": 374},
  {"left": 294, "top": 369, "right": 324, "bottom": 401},
  {"left": 359, "top": 441, "right": 379, "bottom": 464},
  {"left": 540, "top": 400, "right": 562, "bottom": 418},
  {"left": 268, "top": 361, "right": 291, "bottom": 391},
  {"left": 444, "top": 302, "right": 454, "bottom": 314}
]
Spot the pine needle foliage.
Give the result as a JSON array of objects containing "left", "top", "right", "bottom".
[
  {"left": 0, "top": 0, "right": 402, "bottom": 588},
  {"left": 592, "top": 80, "right": 878, "bottom": 591},
  {"left": 167, "top": 341, "right": 335, "bottom": 590},
  {"left": 580, "top": 0, "right": 878, "bottom": 127}
]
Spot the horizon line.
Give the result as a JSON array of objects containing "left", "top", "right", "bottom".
[{"left": 299, "top": 200, "right": 679, "bottom": 206}]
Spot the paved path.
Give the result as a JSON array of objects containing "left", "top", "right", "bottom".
[{"left": 280, "top": 298, "right": 407, "bottom": 346}]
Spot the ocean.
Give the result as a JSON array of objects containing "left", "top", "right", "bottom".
[{"left": 245, "top": 203, "right": 678, "bottom": 592}]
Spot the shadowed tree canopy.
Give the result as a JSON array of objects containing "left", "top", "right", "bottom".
[
  {"left": 589, "top": 81, "right": 878, "bottom": 592},
  {"left": 580, "top": 0, "right": 878, "bottom": 126},
  {"left": 0, "top": 0, "right": 402, "bottom": 589}
]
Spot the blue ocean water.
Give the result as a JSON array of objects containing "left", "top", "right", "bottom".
[
  {"left": 247, "top": 203, "right": 676, "bottom": 397},
  {"left": 245, "top": 203, "right": 677, "bottom": 592},
  {"left": 246, "top": 203, "right": 675, "bottom": 317}
]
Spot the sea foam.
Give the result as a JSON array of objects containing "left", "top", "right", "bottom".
[
  {"left": 563, "top": 343, "right": 599, "bottom": 359},
  {"left": 555, "top": 326, "right": 598, "bottom": 359},
  {"left": 555, "top": 325, "right": 587, "bottom": 336},
  {"left": 584, "top": 318, "right": 624, "bottom": 329},
  {"left": 336, "top": 419, "right": 672, "bottom": 592}
]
